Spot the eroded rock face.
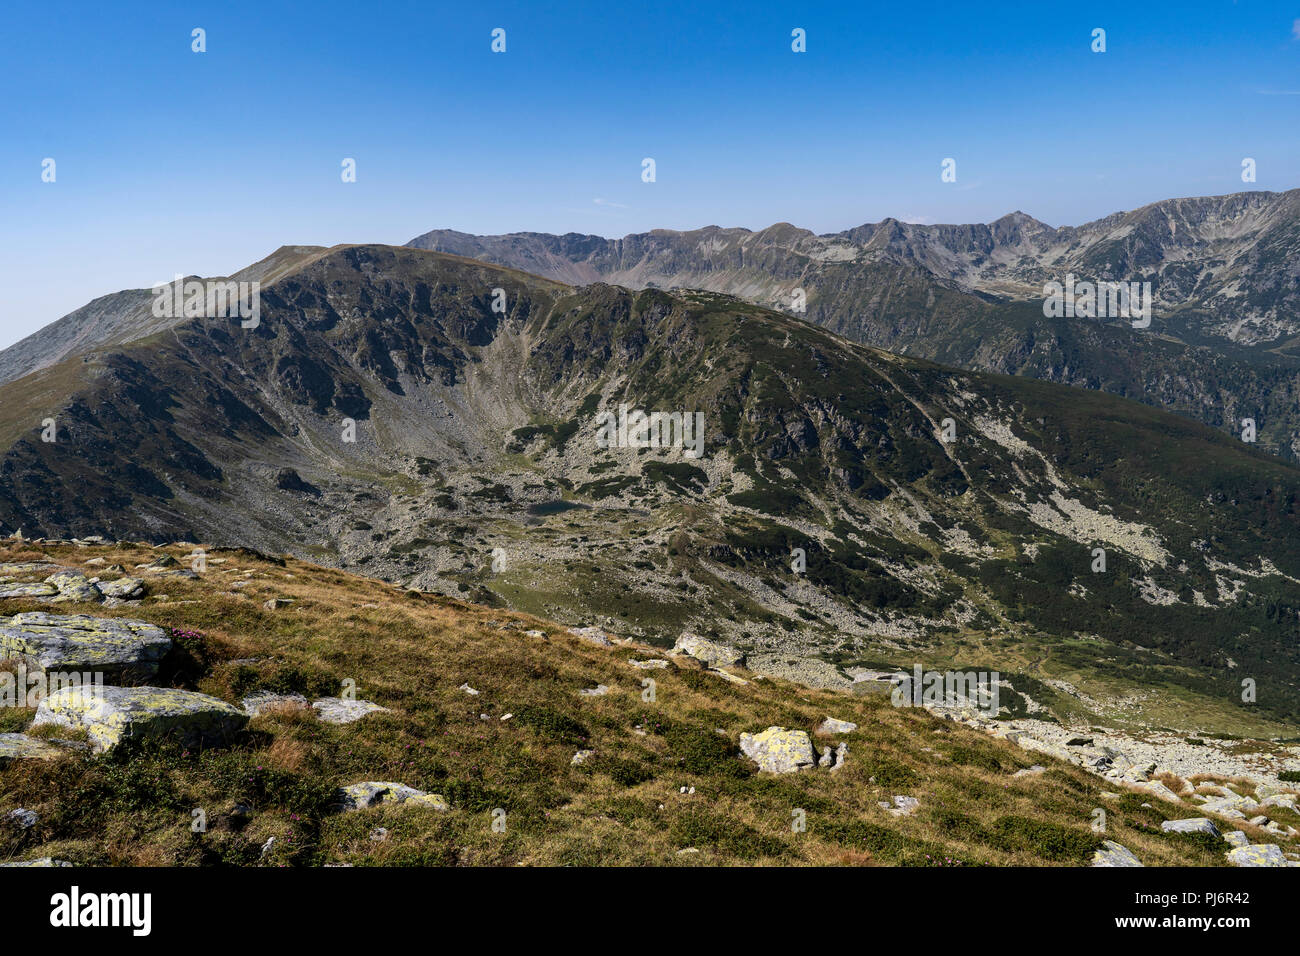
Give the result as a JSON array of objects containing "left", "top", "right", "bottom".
[
  {"left": 0, "top": 612, "right": 171, "bottom": 682},
  {"left": 335, "top": 782, "right": 448, "bottom": 812},
  {"left": 31, "top": 685, "right": 247, "bottom": 753},
  {"left": 1092, "top": 841, "right": 1144, "bottom": 867},
  {"left": 673, "top": 633, "right": 744, "bottom": 669},
  {"left": 1226, "top": 844, "right": 1288, "bottom": 867},
  {"left": 739, "top": 727, "right": 814, "bottom": 773}
]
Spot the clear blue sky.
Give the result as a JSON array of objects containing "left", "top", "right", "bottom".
[{"left": 1, "top": 0, "right": 1298, "bottom": 348}]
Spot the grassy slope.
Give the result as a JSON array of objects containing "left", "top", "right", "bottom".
[{"left": 3, "top": 540, "right": 1294, "bottom": 867}]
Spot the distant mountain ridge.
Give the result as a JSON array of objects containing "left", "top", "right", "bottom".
[{"left": 408, "top": 188, "right": 1300, "bottom": 459}]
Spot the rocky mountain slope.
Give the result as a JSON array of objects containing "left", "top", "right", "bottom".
[
  {"left": 408, "top": 189, "right": 1300, "bottom": 459},
  {"left": 2, "top": 539, "right": 1296, "bottom": 867},
  {"left": 2, "top": 245, "right": 1300, "bottom": 736}
]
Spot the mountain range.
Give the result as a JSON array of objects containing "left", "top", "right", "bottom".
[
  {"left": 2, "top": 212, "right": 1300, "bottom": 733},
  {"left": 409, "top": 189, "right": 1300, "bottom": 461}
]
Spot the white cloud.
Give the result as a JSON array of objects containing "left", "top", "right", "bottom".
[
  {"left": 1293, "top": 17, "right": 1300, "bottom": 39},
  {"left": 593, "top": 198, "right": 627, "bottom": 209}
]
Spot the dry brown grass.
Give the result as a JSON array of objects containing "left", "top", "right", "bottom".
[{"left": 0, "top": 539, "right": 1295, "bottom": 867}]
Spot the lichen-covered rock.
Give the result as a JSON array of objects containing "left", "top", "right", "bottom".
[
  {"left": 0, "top": 733, "right": 64, "bottom": 767},
  {"left": 628, "top": 658, "right": 670, "bottom": 669},
  {"left": 242, "top": 692, "right": 309, "bottom": 717},
  {"left": 32, "top": 685, "right": 247, "bottom": 752},
  {"left": 817, "top": 717, "right": 858, "bottom": 734},
  {"left": 311, "top": 697, "right": 388, "bottom": 724},
  {"left": 44, "top": 570, "right": 103, "bottom": 603},
  {"left": 739, "top": 727, "right": 814, "bottom": 773},
  {"left": 98, "top": 577, "right": 147, "bottom": 600},
  {"left": 0, "top": 858, "right": 72, "bottom": 867},
  {"left": 1224, "top": 830, "right": 1250, "bottom": 848},
  {"left": 673, "top": 633, "right": 744, "bottom": 668},
  {"left": 0, "top": 612, "right": 171, "bottom": 683},
  {"left": 1226, "top": 844, "right": 1288, "bottom": 867},
  {"left": 569, "top": 626, "right": 614, "bottom": 646},
  {"left": 1161, "top": 817, "right": 1220, "bottom": 837},
  {"left": 0, "top": 583, "right": 58, "bottom": 599},
  {"left": 1092, "top": 841, "right": 1143, "bottom": 867},
  {"left": 335, "top": 782, "right": 449, "bottom": 812},
  {"left": 1138, "top": 780, "right": 1182, "bottom": 803}
]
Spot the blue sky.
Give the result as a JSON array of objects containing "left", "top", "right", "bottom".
[{"left": 1, "top": 0, "right": 1298, "bottom": 347}]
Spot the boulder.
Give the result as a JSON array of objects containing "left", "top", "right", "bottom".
[
  {"left": 1226, "top": 844, "right": 1288, "bottom": 867},
  {"left": 1224, "top": 830, "right": 1250, "bottom": 848},
  {"left": 32, "top": 685, "right": 248, "bottom": 752},
  {"left": 1092, "top": 841, "right": 1143, "bottom": 867},
  {"left": 335, "top": 782, "right": 448, "bottom": 812},
  {"left": 817, "top": 717, "right": 858, "bottom": 735},
  {"left": 739, "top": 727, "right": 815, "bottom": 773},
  {"left": 0, "top": 733, "right": 64, "bottom": 767},
  {"left": 1161, "top": 817, "right": 1221, "bottom": 837},
  {"left": 0, "top": 583, "right": 58, "bottom": 599},
  {"left": 569, "top": 626, "right": 614, "bottom": 646},
  {"left": 44, "top": 570, "right": 103, "bottom": 603},
  {"left": 1139, "top": 780, "right": 1183, "bottom": 804},
  {"left": 0, "top": 612, "right": 171, "bottom": 682},
  {"left": 241, "top": 692, "right": 309, "bottom": 717},
  {"left": 98, "top": 577, "right": 147, "bottom": 600},
  {"left": 673, "top": 633, "right": 744, "bottom": 668},
  {"left": 311, "top": 697, "right": 388, "bottom": 724}
]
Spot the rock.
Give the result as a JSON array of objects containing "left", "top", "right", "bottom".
[
  {"left": 263, "top": 598, "right": 293, "bottom": 611},
  {"left": 1138, "top": 780, "right": 1183, "bottom": 804},
  {"left": 739, "top": 727, "right": 815, "bottom": 773},
  {"left": 818, "top": 745, "right": 834, "bottom": 768},
  {"left": 1226, "top": 844, "right": 1288, "bottom": 867},
  {"left": 571, "top": 750, "right": 594, "bottom": 765},
  {"left": 1248, "top": 815, "right": 1269, "bottom": 826},
  {"left": 31, "top": 685, "right": 248, "bottom": 753},
  {"left": 459, "top": 683, "right": 480, "bottom": 695},
  {"left": 1065, "top": 736, "right": 1094, "bottom": 747},
  {"left": 673, "top": 633, "right": 744, "bottom": 668},
  {"left": 1224, "top": 830, "right": 1250, "bottom": 848},
  {"left": 0, "top": 858, "right": 72, "bottom": 867},
  {"left": 1201, "top": 795, "right": 1259, "bottom": 815},
  {"left": 1161, "top": 817, "right": 1221, "bottom": 837},
  {"left": 5, "top": 808, "right": 38, "bottom": 828},
  {"left": 1092, "top": 841, "right": 1144, "bottom": 867},
  {"left": 241, "top": 692, "right": 309, "bottom": 717},
  {"left": 98, "top": 577, "right": 147, "bottom": 600},
  {"left": 569, "top": 626, "right": 614, "bottom": 646},
  {"left": 578, "top": 685, "right": 610, "bottom": 697},
  {"left": 817, "top": 717, "right": 858, "bottom": 735},
  {"left": 335, "top": 782, "right": 449, "bottom": 812},
  {"left": 0, "top": 562, "right": 57, "bottom": 576},
  {"left": 830, "top": 742, "right": 848, "bottom": 772},
  {"left": 0, "top": 611, "right": 171, "bottom": 683},
  {"left": 1260, "top": 794, "right": 1297, "bottom": 811},
  {"left": 311, "top": 697, "right": 389, "bottom": 724},
  {"left": 882, "top": 795, "right": 920, "bottom": 817},
  {"left": 1012, "top": 765, "right": 1048, "bottom": 778},
  {"left": 628, "top": 658, "right": 670, "bottom": 669},
  {"left": 43, "top": 570, "right": 103, "bottom": 603},
  {"left": 0, "top": 583, "right": 58, "bottom": 599}
]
